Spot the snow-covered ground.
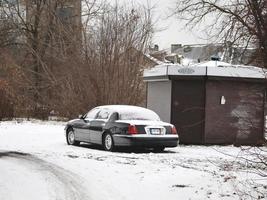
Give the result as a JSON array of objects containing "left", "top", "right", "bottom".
[{"left": 0, "top": 120, "right": 266, "bottom": 200}]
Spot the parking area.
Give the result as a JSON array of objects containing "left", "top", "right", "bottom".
[{"left": 0, "top": 120, "right": 266, "bottom": 200}]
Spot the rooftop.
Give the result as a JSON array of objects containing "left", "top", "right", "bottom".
[{"left": 143, "top": 61, "right": 267, "bottom": 80}]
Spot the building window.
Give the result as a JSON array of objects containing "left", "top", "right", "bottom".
[{"left": 56, "top": 6, "right": 74, "bottom": 25}]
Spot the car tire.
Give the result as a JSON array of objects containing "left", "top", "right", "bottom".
[
  {"left": 153, "top": 147, "right": 165, "bottom": 152},
  {"left": 103, "top": 133, "right": 115, "bottom": 151},
  {"left": 66, "top": 128, "right": 80, "bottom": 146}
]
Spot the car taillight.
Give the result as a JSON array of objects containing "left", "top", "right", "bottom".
[
  {"left": 171, "top": 126, "right": 177, "bottom": 134},
  {"left": 128, "top": 125, "right": 138, "bottom": 134}
]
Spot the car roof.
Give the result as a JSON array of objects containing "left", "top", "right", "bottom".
[
  {"left": 94, "top": 105, "right": 153, "bottom": 113},
  {"left": 92, "top": 105, "right": 161, "bottom": 121}
]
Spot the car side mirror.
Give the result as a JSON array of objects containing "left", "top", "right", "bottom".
[
  {"left": 78, "top": 114, "right": 84, "bottom": 119},
  {"left": 109, "top": 112, "right": 119, "bottom": 122}
]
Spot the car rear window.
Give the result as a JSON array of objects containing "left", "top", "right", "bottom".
[{"left": 119, "top": 109, "right": 160, "bottom": 121}]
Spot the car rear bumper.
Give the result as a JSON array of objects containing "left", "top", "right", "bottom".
[{"left": 113, "top": 134, "right": 179, "bottom": 147}]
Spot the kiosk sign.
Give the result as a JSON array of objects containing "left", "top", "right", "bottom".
[{"left": 178, "top": 68, "right": 195, "bottom": 74}]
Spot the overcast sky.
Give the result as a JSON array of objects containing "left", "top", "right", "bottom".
[{"left": 108, "top": 0, "right": 207, "bottom": 50}]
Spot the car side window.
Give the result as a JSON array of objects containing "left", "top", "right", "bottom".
[
  {"left": 96, "top": 109, "right": 110, "bottom": 120},
  {"left": 85, "top": 108, "right": 100, "bottom": 119}
]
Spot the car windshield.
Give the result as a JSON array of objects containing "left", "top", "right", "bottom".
[{"left": 119, "top": 108, "right": 160, "bottom": 121}]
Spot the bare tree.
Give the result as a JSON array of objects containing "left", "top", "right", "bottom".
[
  {"left": 0, "top": 0, "right": 154, "bottom": 119},
  {"left": 83, "top": 2, "right": 153, "bottom": 106},
  {"left": 0, "top": 0, "right": 86, "bottom": 118},
  {"left": 173, "top": 2, "right": 267, "bottom": 197},
  {"left": 173, "top": 0, "right": 267, "bottom": 67}
]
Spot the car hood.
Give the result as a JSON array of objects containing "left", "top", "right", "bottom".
[
  {"left": 116, "top": 120, "right": 172, "bottom": 126},
  {"left": 67, "top": 119, "right": 80, "bottom": 124}
]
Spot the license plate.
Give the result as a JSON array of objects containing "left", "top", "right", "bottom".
[{"left": 150, "top": 128, "right": 161, "bottom": 135}]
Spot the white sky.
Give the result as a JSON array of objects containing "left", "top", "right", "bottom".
[{"left": 108, "top": 0, "right": 208, "bottom": 50}]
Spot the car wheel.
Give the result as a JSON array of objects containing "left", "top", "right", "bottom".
[
  {"left": 103, "top": 133, "right": 115, "bottom": 151},
  {"left": 66, "top": 128, "right": 80, "bottom": 146},
  {"left": 153, "top": 147, "right": 165, "bottom": 152}
]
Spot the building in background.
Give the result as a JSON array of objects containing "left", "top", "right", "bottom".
[
  {"left": 24, "top": 0, "right": 82, "bottom": 50},
  {"left": 0, "top": 0, "right": 82, "bottom": 51},
  {"left": 149, "top": 43, "right": 259, "bottom": 67}
]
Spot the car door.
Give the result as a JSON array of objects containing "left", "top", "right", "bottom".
[
  {"left": 75, "top": 108, "right": 100, "bottom": 142},
  {"left": 73, "top": 119, "right": 89, "bottom": 141},
  {"left": 89, "top": 109, "right": 110, "bottom": 144}
]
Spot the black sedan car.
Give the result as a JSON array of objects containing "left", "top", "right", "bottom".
[{"left": 65, "top": 105, "right": 179, "bottom": 151}]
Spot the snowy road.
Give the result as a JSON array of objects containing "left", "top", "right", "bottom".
[
  {"left": 0, "top": 151, "right": 90, "bottom": 200},
  {"left": 0, "top": 120, "right": 266, "bottom": 200}
]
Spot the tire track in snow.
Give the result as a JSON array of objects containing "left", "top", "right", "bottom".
[{"left": 0, "top": 151, "right": 91, "bottom": 200}]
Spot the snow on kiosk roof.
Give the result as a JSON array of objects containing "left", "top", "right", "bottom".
[{"left": 143, "top": 61, "right": 267, "bottom": 81}]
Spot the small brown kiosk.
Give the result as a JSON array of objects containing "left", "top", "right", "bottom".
[{"left": 144, "top": 61, "right": 267, "bottom": 145}]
